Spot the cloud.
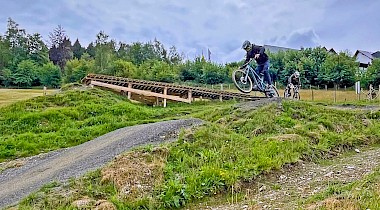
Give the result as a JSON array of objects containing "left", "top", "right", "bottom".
[
  {"left": 0, "top": 0, "right": 379, "bottom": 63},
  {"left": 269, "top": 28, "right": 321, "bottom": 49}
]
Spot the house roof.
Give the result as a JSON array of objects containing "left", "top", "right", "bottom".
[
  {"left": 354, "top": 50, "right": 375, "bottom": 67},
  {"left": 372, "top": 51, "right": 380, "bottom": 58},
  {"left": 354, "top": 50, "right": 374, "bottom": 60},
  {"left": 328, "top": 48, "right": 337, "bottom": 54},
  {"left": 263, "top": 44, "right": 298, "bottom": 53}
]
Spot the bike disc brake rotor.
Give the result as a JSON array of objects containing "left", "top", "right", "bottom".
[{"left": 239, "top": 77, "right": 247, "bottom": 84}]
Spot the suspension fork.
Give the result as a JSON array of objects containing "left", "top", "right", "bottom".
[{"left": 243, "top": 67, "right": 250, "bottom": 82}]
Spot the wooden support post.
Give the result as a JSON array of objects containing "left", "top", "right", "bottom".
[
  {"left": 163, "top": 87, "right": 168, "bottom": 107},
  {"left": 188, "top": 90, "right": 192, "bottom": 103},
  {"left": 219, "top": 94, "right": 223, "bottom": 102},
  {"left": 127, "top": 83, "right": 132, "bottom": 99}
]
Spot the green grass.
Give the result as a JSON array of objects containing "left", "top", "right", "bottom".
[
  {"left": 0, "top": 87, "right": 232, "bottom": 162},
  {"left": 0, "top": 88, "right": 57, "bottom": 107},
  {"left": 156, "top": 101, "right": 380, "bottom": 208},
  {"left": 14, "top": 93, "right": 380, "bottom": 209}
]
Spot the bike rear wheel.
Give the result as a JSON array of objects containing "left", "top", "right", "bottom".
[
  {"left": 265, "top": 85, "right": 279, "bottom": 98},
  {"left": 232, "top": 69, "right": 253, "bottom": 93}
]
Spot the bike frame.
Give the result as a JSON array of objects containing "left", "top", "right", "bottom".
[{"left": 243, "top": 64, "right": 266, "bottom": 91}]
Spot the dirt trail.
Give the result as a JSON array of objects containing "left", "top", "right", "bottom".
[
  {"left": 194, "top": 147, "right": 380, "bottom": 210},
  {"left": 0, "top": 118, "right": 202, "bottom": 209}
]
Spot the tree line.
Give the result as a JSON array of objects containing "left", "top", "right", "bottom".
[{"left": 0, "top": 18, "right": 379, "bottom": 88}]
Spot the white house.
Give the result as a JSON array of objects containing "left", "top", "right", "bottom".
[{"left": 354, "top": 50, "right": 380, "bottom": 68}]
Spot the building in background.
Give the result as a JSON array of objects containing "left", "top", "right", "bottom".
[{"left": 354, "top": 50, "right": 380, "bottom": 69}]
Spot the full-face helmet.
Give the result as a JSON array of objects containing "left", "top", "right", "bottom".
[{"left": 242, "top": 40, "right": 252, "bottom": 51}]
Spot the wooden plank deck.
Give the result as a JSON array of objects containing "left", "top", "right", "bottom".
[{"left": 82, "top": 74, "right": 263, "bottom": 106}]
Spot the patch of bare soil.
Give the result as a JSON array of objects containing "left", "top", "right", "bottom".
[
  {"left": 306, "top": 197, "right": 360, "bottom": 210},
  {"left": 100, "top": 147, "right": 168, "bottom": 201},
  {"left": 234, "top": 98, "right": 283, "bottom": 112},
  {"left": 328, "top": 104, "right": 380, "bottom": 111},
  {"left": 195, "top": 147, "right": 380, "bottom": 210}
]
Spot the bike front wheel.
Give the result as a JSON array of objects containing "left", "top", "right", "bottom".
[
  {"left": 232, "top": 69, "right": 253, "bottom": 93},
  {"left": 293, "top": 92, "right": 300, "bottom": 100},
  {"left": 284, "top": 88, "right": 291, "bottom": 98},
  {"left": 265, "top": 85, "right": 280, "bottom": 98}
]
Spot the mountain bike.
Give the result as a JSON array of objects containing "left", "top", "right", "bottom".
[
  {"left": 284, "top": 84, "right": 292, "bottom": 98},
  {"left": 284, "top": 84, "right": 300, "bottom": 100},
  {"left": 232, "top": 61, "right": 279, "bottom": 98},
  {"left": 367, "top": 85, "right": 378, "bottom": 100},
  {"left": 293, "top": 85, "right": 300, "bottom": 100}
]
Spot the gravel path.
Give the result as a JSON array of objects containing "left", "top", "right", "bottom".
[
  {"left": 0, "top": 118, "right": 203, "bottom": 209},
  {"left": 194, "top": 146, "right": 380, "bottom": 210}
]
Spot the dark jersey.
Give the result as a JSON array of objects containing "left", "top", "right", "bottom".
[
  {"left": 288, "top": 74, "right": 301, "bottom": 85},
  {"left": 244, "top": 44, "right": 269, "bottom": 65}
]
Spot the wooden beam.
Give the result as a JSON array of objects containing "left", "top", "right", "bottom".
[
  {"left": 91, "top": 81, "right": 191, "bottom": 103},
  {"left": 163, "top": 87, "right": 168, "bottom": 107},
  {"left": 127, "top": 83, "right": 132, "bottom": 99}
]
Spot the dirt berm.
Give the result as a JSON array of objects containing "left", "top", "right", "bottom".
[{"left": 0, "top": 118, "right": 203, "bottom": 208}]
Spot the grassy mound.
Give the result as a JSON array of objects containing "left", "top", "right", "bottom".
[
  {"left": 0, "top": 88, "right": 229, "bottom": 162},
  {"left": 16, "top": 99, "right": 380, "bottom": 209}
]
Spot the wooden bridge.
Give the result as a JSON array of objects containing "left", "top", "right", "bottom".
[{"left": 82, "top": 74, "right": 263, "bottom": 107}]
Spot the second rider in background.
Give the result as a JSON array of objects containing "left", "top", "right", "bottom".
[
  {"left": 288, "top": 71, "right": 301, "bottom": 88},
  {"left": 286, "top": 71, "right": 301, "bottom": 97},
  {"left": 240, "top": 40, "right": 272, "bottom": 90}
]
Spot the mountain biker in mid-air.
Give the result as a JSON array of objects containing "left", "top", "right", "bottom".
[
  {"left": 286, "top": 71, "right": 301, "bottom": 97},
  {"left": 240, "top": 40, "right": 272, "bottom": 90}
]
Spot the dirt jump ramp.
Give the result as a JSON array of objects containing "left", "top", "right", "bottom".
[{"left": 0, "top": 118, "right": 203, "bottom": 208}]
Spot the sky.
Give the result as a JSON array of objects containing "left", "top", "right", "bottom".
[{"left": 0, "top": 0, "right": 379, "bottom": 64}]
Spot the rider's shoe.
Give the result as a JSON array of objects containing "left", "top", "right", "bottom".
[
  {"left": 264, "top": 84, "right": 272, "bottom": 92},
  {"left": 252, "top": 85, "right": 258, "bottom": 91}
]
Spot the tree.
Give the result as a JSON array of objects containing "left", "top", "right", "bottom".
[
  {"left": 319, "top": 52, "right": 357, "bottom": 87},
  {"left": 122, "top": 39, "right": 170, "bottom": 66},
  {"left": 153, "top": 38, "right": 167, "bottom": 61},
  {"left": 27, "top": 33, "right": 49, "bottom": 65},
  {"left": 48, "top": 25, "right": 73, "bottom": 73},
  {"left": 94, "top": 31, "right": 115, "bottom": 73},
  {"left": 72, "top": 39, "right": 85, "bottom": 59},
  {"left": 110, "top": 59, "right": 137, "bottom": 78},
  {"left": 85, "top": 42, "right": 96, "bottom": 58},
  {"left": 0, "top": 36, "right": 11, "bottom": 69},
  {"left": 138, "top": 60, "right": 179, "bottom": 82},
  {"left": 12, "top": 60, "right": 38, "bottom": 87},
  {"left": 38, "top": 62, "right": 61, "bottom": 87},
  {"left": 364, "top": 58, "right": 380, "bottom": 86},
  {"left": 0, "top": 68, "right": 12, "bottom": 87},
  {"left": 168, "top": 45, "right": 183, "bottom": 65},
  {"left": 5, "top": 18, "right": 29, "bottom": 69},
  {"left": 64, "top": 58, "right": 95, "bottom": 83},
  {"left": 308, "top": 47, "right": 328, "bottom": 86},
  {"left": 268, "top": 51, "right": 285, "bottom": 84}
]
